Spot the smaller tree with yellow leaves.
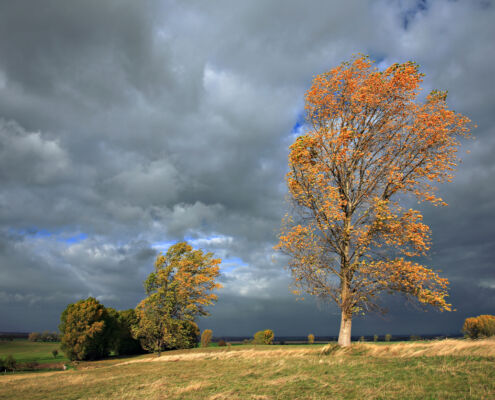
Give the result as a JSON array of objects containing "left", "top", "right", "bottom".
[{"left": 133, "top": 242, "right": 221, "bottom": 355}]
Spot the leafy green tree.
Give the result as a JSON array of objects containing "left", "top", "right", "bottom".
[
  {"left": 110, "top": 309, "right": 144, "bottom": 355},
  {"left": 59, "top": 297, "right": 117, "bottom": 361},
  {"left": 133, "top": 242, "right": 221, "bottom": 355}
]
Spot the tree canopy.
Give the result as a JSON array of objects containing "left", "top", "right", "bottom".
[
  {"left": 276, "top": 55, "right": 472, "bottom": 346},
  {"left": 133, "top": 241, "right": 221, "bottom": 354}
]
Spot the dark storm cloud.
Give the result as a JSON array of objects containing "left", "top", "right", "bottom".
[{"left": 0, "top": 0, "right": 493, "bottom": 335}]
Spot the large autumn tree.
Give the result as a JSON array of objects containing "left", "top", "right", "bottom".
[
  {"left": 133, "top": 241, "right": 222, "bottom": 354},
  {"left": 277, "top": 55, "right": 471, "bottom": 346}
]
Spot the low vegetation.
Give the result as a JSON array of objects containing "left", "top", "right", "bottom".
[
  {"left": 462, "top": 314, "right": 495, "bottom": 339},
  {"left": 1, "top": 338, "right": 493, "bottom": 399},
  {"left": 253, "top": 330, "right": 274, "bottom": 345}
]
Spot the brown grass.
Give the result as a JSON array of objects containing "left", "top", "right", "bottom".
[
  {"left": 319, "top": 336, "right": 495, "bottom": 358},
  {"left": 1, "top": 339, "right": 493, "bottom": 399}
]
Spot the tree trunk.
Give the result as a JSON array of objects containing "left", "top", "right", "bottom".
[{"left": 338, "top": 311, "right": 352, "bottom": 347}]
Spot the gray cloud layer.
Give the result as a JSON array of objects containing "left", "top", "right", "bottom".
[{"left": 1, "top": 0, "right": 493, "bottom": 336}]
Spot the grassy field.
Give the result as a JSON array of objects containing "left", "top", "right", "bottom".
[
  {"left": 0, "top": 340, "right": 68, "bottom": 364},
  {"left": 0, "top": 338, "right": 494, "bottom": 399}
]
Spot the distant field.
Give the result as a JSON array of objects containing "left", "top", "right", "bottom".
[
  {"left": 1, "top": 338, "right": 494, "bottom": 399},
  {"left": 0, "top": 339, "right": 68, "bottom": 364}
]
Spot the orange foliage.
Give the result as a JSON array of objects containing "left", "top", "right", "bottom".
[{"left": 276, "top": 55, "right": 472, "bottom": 335}]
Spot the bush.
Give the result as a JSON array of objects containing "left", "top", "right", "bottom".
[
  {"left": 23, "top": 361, "right": 39, "bottom": 371},
  {"left": 0, "top": 357, "right": 5, "bottom": 372},
  {"left": 359, "top": 336, "right": 365, "bottom": 342},
  {"left": 373, "top": 334, "right": 378, "bottom": 342},
  {"left": 385, "top": 334, "right": 392, "bottom": 342},
  {"left": 4, "top": 355, "right": 16, "bottom": 372},
  {"left": 201, "top": 329, "right": 213, "bottom": 348},
  {"left": 41, "top": 331, "right": 59, "bottom": 342},
  {"left": 218, "top": 339, "right": 226, "bottom": 347},
  {"left": 52, "top": 349, "right": 58, "bottom": 358},
  {"left": 28, "top": 332, "right": 41, "bottom": 342},
  {"left": 253, "top": 329, "right": 274, "bottom": 345},
  {"left": 410, "top": 335, "right": 421, "bottom": 341},
  {"left": 308, "top": 333, "right": 315, "bottom": 344},
  {"left": 462, "top": 315, "right": 495, "bottom": 339},
  {"left": 242, "top": 339, "right": 251, "bottom": 345}
]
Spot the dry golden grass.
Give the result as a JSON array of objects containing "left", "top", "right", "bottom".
[
  {"left": 1, "top": 340, "right": 494, "bottom": 399},
  {"left": 320, "top": 336, "right": 495, "bottom": 358}
]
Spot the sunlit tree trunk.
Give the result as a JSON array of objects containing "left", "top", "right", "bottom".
[{"left": 338, "top": 311, "right": 352, "bottom": 347}]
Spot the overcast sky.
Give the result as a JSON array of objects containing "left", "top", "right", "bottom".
[{"left": 1, "top": 0, "right": 494, "bottom": 337}]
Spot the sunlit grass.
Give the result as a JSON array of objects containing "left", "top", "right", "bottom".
[{"left": 1, "top": 338, "right": 493, "bottom": 399}]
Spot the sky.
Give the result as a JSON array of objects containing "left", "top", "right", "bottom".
[{"left": 1, "top": 0, "right": 494, "bottom": 337}]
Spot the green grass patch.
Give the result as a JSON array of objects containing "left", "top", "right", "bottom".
[{"left": 0, "top": 339, "right": 68, "bottom": 364}]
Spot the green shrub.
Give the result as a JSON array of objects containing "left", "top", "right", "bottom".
[
  {"left": 52, "top": 349, "right": 58, "bottom": 358},
  {"left": 373, "top": 334, "right": 378, "bottom": 342},
  {"left": 253, "top": 329, "right": 274, "bottom": 345},
  {"left": 5, "top": 355, "right": 16, "bottom": 372},
  {"left": 385, "top": 334, "right": 392, "bottom": 342},
  {"left": 308, "top": 333, "right": 315, "bottom": 344},
  {"left": 0, "top": 357, "right": 5, "bottom": 372},
  {"left": 462, "top": 315, "right": 495, "bottom": 339},
  {"left": 410, "top": 335, "right": 421, "bottom": 341},
  {"left": 201, "top": 329, "right": 213, "bottom": 348}
]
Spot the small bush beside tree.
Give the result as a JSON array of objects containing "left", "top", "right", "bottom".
[
  {"left": 253, "top": 329, "right": 274, "bottom": 345},
  {"left": 28, "top": 332, "right": 41, "bottom": 342},
  {"left": 462, "top": 315, "right": 495, "bottom": 339},
  {"left": 4, "top": 355, "right": 16, "bottom": 372},
  {"left": 218, "top": 339, "right": 226, "bottom": 347},
  {"left": 201, "top": 329, "right": 213, "bottom": 347}
]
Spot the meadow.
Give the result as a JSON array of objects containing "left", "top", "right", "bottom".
[
  {"left": 0, "top": 339, "right": 68, "bottom": 365},
  {"left": 0, "top": 338, "right": 494, "bottom": 399}
]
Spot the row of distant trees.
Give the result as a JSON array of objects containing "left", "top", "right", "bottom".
[
  {"left": 59, "top": 242, "right": 221, "bottom": 360},
  {"left": 28, "top": 331, "right": 60, "bottom": 342}
]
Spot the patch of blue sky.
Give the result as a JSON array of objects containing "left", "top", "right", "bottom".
[
  {"left": 151, "top": 240, "right": 177, "bottom": 252},
  {"left": 8, "top": 227, "right": 54, "bottom": 237},
  {"left": 221, "top": 257, "right": 248, "bottom": 273},
  {"left": 7, "top": 227, "right": 89, "bottom": 244},
  {"left": 60, "top": 232, "right": 88, "bottom": 244}
]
